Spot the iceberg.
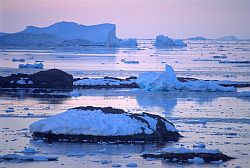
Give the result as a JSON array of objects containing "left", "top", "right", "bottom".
[
  {"left": 0, "top": 21, "right": 137, "bottom": 47},
  {"left": 217, "top": 35, "right": 238, "bottom": 41},
  {"left": 154, "top": 35, "right": 187, "bottom": 47},
  {"left": 19, "top": 63, "right": 44, "bottom": 69},
  {"left": 136, "top": 65, "right": 236, "bottom": 92}
]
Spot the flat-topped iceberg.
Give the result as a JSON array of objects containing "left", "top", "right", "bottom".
[
  {"left": 136, "top": 65, "right": 236, "bottom": 92},
  {"left": 30, "top": 106, "right": 180, "bottom": 142},
  {"left": 0, "top": 21, "right": 137, "bottom": 47},
  {"left": 154, "top": 35, "right": 187, "bottom": 47}
]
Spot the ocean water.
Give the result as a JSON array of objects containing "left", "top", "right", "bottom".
[{"left": 0, "top": 40, "right": 250, "bottom": 167}]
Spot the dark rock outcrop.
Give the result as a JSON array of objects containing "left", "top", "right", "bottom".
[{"left": 0, "top": 69, "right": 73, "bottom": 89}]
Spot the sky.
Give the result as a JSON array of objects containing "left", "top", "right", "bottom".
[{"left": 0, "top": 0, "right": 250, "bottom": 39}]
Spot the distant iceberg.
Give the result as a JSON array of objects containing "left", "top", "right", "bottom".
[
  {"left": 187, "top": 36, "right": 209, "bottom": 40},
  {"left": 136, "top": 65, "right": 236, "bottom": 92},
  {"left": 217, "top": 36, "right": 238, "bottom": 41},
  {"left": 19, "top": 63, "right": 44, "bottom": 69},
  {"left": 154, "top": 35, "right": 187, "bottom": 47},
  {"left": 0, "top": 21, "right": 137, "bottom": 47}
]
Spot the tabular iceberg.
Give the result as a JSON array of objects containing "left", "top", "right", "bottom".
[
  {"left": 136, "top": 65, "right": 236, "bottom": 92},
  {"left": 0, "top": 21, "right": 137, "bottom": 47}
]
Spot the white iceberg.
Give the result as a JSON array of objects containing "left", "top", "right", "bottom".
[
  {"left": 136, "top": 65, "right": 236, "bottom": 92},
  {"left": 154, "top": 35, "right": 186, "bottom": 47}
]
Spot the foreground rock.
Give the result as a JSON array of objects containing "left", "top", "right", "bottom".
[
  {"left": 30, "top": 106, "right": 181, "bottom": 143},
  {"left": 142, "top": 147, "right": 235, "bottom": 163},
  {"left": 0, "top": 69, "right": 73, "bottom": 89}
]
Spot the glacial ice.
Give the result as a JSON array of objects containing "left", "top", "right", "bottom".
[
  {"left": 0, "top": 21, "right": 137, "bottom": 47},
  {"left": 136, "top": 65, "right": 236, "bottom": 92}
]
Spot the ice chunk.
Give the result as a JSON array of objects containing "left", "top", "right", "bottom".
[
  {"left": 126, "top": 163, "right": 138, "bottom": 167},
  {"left": 155, "top": 35, "right": 186, "bottom": 46},
  {"left": 137, "top": 64, "right": 236, "bottom": 92},
  {"left": 188, "top": 157, "right": 205, "bottom": 164},
  {"left": 21, "top": 147, "right": 38, "bottom": 154},
  {"left": 19, "top": 63, "right": 44, "bottom": 69}
]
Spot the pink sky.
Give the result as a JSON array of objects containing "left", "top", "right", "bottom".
[{"left": 0, "top": 0, "right": 250, "bottom": 39}]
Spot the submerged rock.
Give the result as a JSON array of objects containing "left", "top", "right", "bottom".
[
  {"left": 0, "top": 69, "right": 73, "bottom": 89},
  {"left": 30, "top": 106, "right": 181, "bottom": 143},
  {"left": 141, "top": 147, "right": 235, "bottom": 163}
]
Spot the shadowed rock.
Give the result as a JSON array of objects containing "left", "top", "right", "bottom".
[{"left": 0, "top": 69, "right": 73, "bottom": 89}]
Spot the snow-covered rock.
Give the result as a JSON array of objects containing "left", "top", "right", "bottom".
[
  {"left": 154, "top": 35, "right": 187, "bottom": 47},
  {"left": 73, "top": 76, "right": 137, "bottom": 88},
  {"left": 29, "top": 106, "right": 180, "bottom": 142},
  {"left": 19, "top": 63, "right": 44, "bottom": 69},
  {"left": 136, "top": 64, "right": 236, "bottom": 92}
]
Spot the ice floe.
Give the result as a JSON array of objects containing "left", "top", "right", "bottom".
[
  {"left": 12, "top": 58, "right": 25, "bottom": 62},
  {"left": 137, "top": 65, "right": 236, "bottom": 92},
  {"left": 19, "top": 63, "right": 44, "bottom": 69},
  {"left": 0, "top": 154, "right": 58, "bottom": 162}
]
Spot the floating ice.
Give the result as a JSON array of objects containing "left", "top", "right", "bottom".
[
  {"left": 137, "top": 64, "right": 236, "bottom": 92},
  {"left": 126, "top": 163, "right": 138, "bottom": 167},
  {"left": 19, "top": 63, "right": 44, "bottom": 69},
  {"left": 12, "top": 58, "right": 25, "bottom": 62},
  {"left": 155, "top": 35, "right": 186, "bottom": 47}
]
